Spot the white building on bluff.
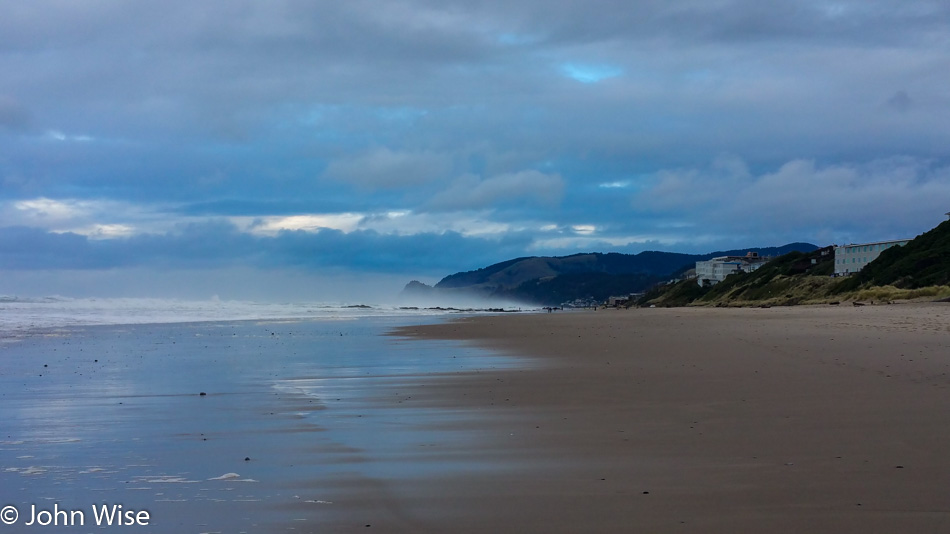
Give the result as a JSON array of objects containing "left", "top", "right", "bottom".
[
  {"left": 834, "top": 239, "right": 909, "bottom": 276},
  {"left": 696, "top": 252, "right": 769, "bottom": 287}
]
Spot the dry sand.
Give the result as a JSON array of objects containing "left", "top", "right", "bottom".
[{"left": 384, "top": 303, "right": 950, "bottom": 533}]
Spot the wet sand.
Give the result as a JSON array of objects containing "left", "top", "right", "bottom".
[
  {"left": 5, "top": 306, "right": 950, "bottom": 532},
  {"left": 390, "top": 303, "right": 950, "bottom": 533},
  {"left": 0, "top": 318, "right": 524, "bottom": 533}
]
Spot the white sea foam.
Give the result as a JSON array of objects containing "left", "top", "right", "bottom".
[
  {"left": 79, "top": 467, "right": 106, "bottom": 474},
  {"left": 136, "top": 475, "right": 200, "bottom": 484},
  {"left": 9, "top": 466, "right": 48, "bottom": 475},
  {"left": 209, "top": 473, "right": 243, "bottom": 480},
  {"left": 0, "top": 296, "right": 487, "bottom": 336},
  {"left": 208, "top": 473, "right": 255, "bottom": 482}
]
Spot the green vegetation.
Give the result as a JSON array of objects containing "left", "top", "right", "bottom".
[
  {"left": 423, "top": 243, "right": 817, "bottom": 306},
  {"left": 851, "top": 285, "right": 950, "bottom": 302},
  {"left": 636, "top": 278, "right": 708, "bottom": 307},
  {"left": 641, "top": 247, "right": 839, "bottom": 307},
  {"left": 410, "top": 221, "right": 950, "bottom": 307},
  {"left": 503, "top": 272, "right": 661, "bottom": 306},
  {"left": 835, "top": 220, "right": 950, "bottom": 292},
  {"left": 697, "top": 249, "right": 834, "bottom": 305},
  {"left": 640, "top": 219, "right": 950, "bottom": 307}
]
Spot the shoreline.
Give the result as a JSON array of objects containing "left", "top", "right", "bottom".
[
  {"left": 388, "top": 302, "right": 950, "bottom": 533},
  {"left": 5, "top": 305, "right": 950, "bottom": 532},
  {"left": 0, "top": 316, "right": 521, "bottom": 534}
]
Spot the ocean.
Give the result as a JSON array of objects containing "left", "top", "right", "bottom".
[
  {"left": 0, "top": 298, "right": 530, "bottom": 532},
  {"left": 0, "top": 296, "right": 482, "bottom": 336}
]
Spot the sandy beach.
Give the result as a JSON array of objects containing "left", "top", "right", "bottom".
[
  {"left": 0, "top": 316, "right": 522, "bottom": 534},
  {"left": 389, "top": 303, "right": 950, "bottom": 533},
  {"left": 4, "top": 304, "right": 950, "bottom": 533}
]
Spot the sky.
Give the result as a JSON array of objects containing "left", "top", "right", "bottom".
[{"left": 2, "top": 0, "right": 950, "bottom": 301}]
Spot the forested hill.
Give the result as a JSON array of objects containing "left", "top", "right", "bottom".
[
  {"left": 435, "top": 244, "right": 817, "bottom": 291},
  {"left": 639, "top": 219, "right": 950, "bottom": 307},
  {"left": 401, "top": 243, "right": 817, "bottom": 306},
  {"left": 836, "top": 219, "right": 950, "bottom": 291}
]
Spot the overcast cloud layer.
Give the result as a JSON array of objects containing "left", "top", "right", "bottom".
[{"left": 2, "top": 1, "right": 950, "bottom": 299}]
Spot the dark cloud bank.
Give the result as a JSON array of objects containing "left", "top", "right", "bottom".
[{"left": 2, "top": 1, "right": 950, "bottom": 298}]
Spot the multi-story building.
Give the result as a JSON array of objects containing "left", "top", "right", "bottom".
[
  {"left": 696, "top": 252, "right": 769, "bottom": 287},
  {"left": 834, "top": 239, "right": 909, "bottom": 276}
]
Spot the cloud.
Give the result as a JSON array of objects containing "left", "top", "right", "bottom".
[
  {"left": 1, "top": 197, "right": 180, "bottom": 238},
  {"left": 236, "top": 213, "right": 366, "bottom": 236},
  {"left": 4, "top": 194, "right": 554, "bottom": 243},
  {"left": 45, "top": 130, "right": 95, "bottom": 142},
  {"left": 233, "top": 208, "right": 543, "bottom": 238},
  {"left": 0, "top": 226, "right": 106, "bottom": 269},
  {"left": 560, "top": 63, "right": 622, "bottom": 83},
  {"left": 355, "top": 210, "right": 521, "bottom": 237},
  {"left": 571, "top": 224, "right": 596, "bottom": 235},
  {"left": 2, "top": 0, "right": 950, "bottom": 296},
  {"left": 636, "top": 156, "right": 950, "bottom": 243},
  {"left": 598, "top": 181, "right": 632, "bottom": 189},
  {"left": 0, "top": 95, "right": 31, "bottom": 131},
  {"left": 427, "top": 170, "right": 564, "bottom": 211},
  {"left": 0, "top": 221, "right": 534, "bottom": 277},
  {"left": 885, "top": 90, "right": 912, "bottom": 112},
  {"left": 323, "top": 148, "right": 452, "bottom": 189}
]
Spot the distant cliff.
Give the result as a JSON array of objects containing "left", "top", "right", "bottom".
[{"left": 401, "top": 243, "right": 818, "bottom": 306}]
